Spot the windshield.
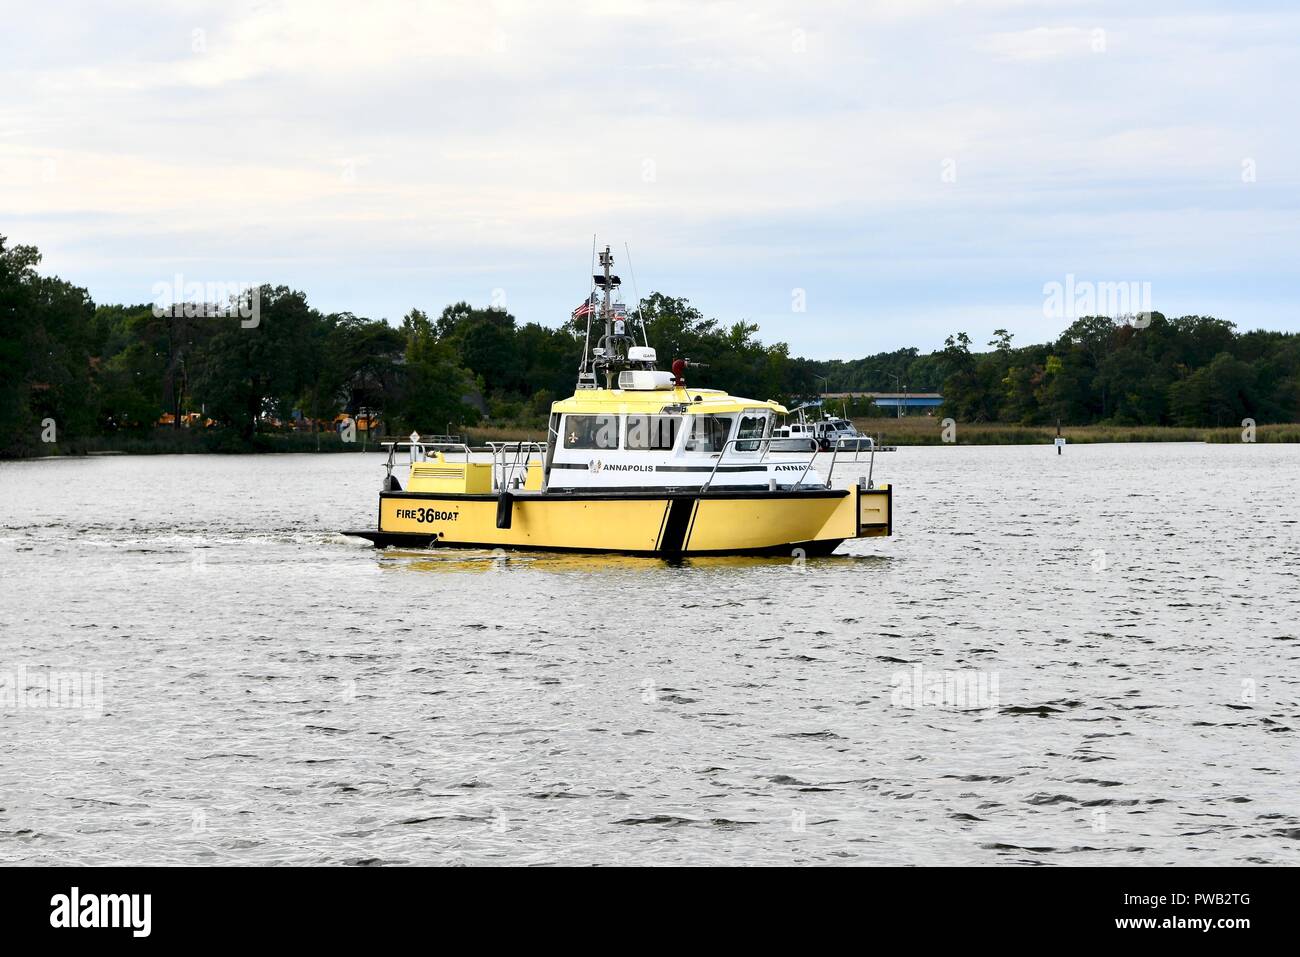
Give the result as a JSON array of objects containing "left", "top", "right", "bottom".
[
  {"left": 735, "top": 413, "right": 768, "bottom": 452},
  {"left": 683, "top": 415, "right": 733, "bottom": 453},
  {"left": 626, "top": 415, "right": 680, "bottom": 450},
  {"left": 563, "top": 414, "right": 618, "bottom": 449}
]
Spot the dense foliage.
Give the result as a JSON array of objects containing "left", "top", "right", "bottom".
[
  {"left": 816, "top": 318, "right": 1300, "bottom": 427},
  {"left": 2, "top": 234, "right": 1297, "bottom": 455}
]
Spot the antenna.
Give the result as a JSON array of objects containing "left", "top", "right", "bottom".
[
  {"left": 575, "top": 238, "right": 635, "bottom": 390},
  {"left": 624, "top": 242, "right": 649, "bottom": 348}
]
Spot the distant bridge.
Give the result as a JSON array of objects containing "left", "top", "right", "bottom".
[{"left": 822, "top": 391, "right": 944, "bottom": 410}]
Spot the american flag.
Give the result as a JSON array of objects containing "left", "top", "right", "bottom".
[{"left": 572, "top": 292, "right": 597, "bottom": 319}]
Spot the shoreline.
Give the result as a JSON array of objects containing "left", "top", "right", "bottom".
[
  {"left": 842, "top": 420, "right": 1299, "bottom": 446},
  {"left": 5, "top": 421, "right": 1296, "bottom": 459}
]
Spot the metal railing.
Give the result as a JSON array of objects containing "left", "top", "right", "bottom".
[
  {"left": 825, "top": 435, "right": 875, "bottom": 488},
  {"left": 381, "top": 439, "right": 472, "bottom": 484},
  {"left": 383, "top": 432, "right": 876, "bottom": 494},
  {"left": 698, "top": 430, "right": 876, "bottom": 493},
  {"left": 699, "top": 436, "right": 781, "bottom": 493},
  {"left": 487, "top": 441, "right": 546, "bottom": 492},
  {"left": 381, "top": 439, "right": 551, "bottom": 492}
]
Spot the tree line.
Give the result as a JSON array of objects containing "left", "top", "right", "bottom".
[
  {"left": 820, "top": 316, "right": 1300, "bottom": 427},
  {"left": 2, "top": 234, "right": 1296, "bottom": 456}
]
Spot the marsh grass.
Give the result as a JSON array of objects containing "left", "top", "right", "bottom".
[
  {"left": 464, "top": 425, "right": 550, "bottom": 445},
  {"left": 850, "top": 417, "right": 1298, "bottom": 445},
  {"left": 66, "top": 429, "right": 374, "bottom": 455},
  {"left": 1203, "top": 423, "right": 1300, "bottom": 443},
  {"left": 458, "top": 418, "right": 1300, "bottom": 446},
  {"left": 17, "top": 419, "right": 1299, "bottom": 458}
]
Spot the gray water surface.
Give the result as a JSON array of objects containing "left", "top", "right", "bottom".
[{"left": 1, "top": 444, "right": 1296, "bottom": 865}]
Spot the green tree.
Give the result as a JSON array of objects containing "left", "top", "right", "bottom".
[
  {"left": 190, "top": 285, "right": 315, "bottom": 439},
  {"left": 437, "top": 302, "right": 521, "bottom": 397},
  {"left": 399, "top": 308, "right": 479, "bottom": 432},
  {"left": 0, "top": 236, "right": 96, "bottom": 454},
  {"left": 1168, "top": 352, "right": 1257, "bottom": 426}
]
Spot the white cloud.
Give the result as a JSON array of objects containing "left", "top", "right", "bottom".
[
  {"left": 976, "top": 26, "right": 1104, "bottom": 61},
  {"left": 1, "top": 0, "right": 1297, "bottom": 352}
]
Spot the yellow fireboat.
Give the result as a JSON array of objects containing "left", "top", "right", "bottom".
[{"left": 343, "top": 246, "right": 892, "bottom": 556}]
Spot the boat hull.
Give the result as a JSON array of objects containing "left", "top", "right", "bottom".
[
  {"left": 768, "top": 437, "right": 820, "bottom": 453},
  {"left": 818, "top": 437, "right": 876, "bottom": 452},
  {"left": 344, "top": 485, "right": 891, "bottom": 556}
]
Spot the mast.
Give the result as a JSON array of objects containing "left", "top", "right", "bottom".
[
  {"left": 577, "top": 240, "right": 649, "bottom": 390},
  {"left": 599, "top": 245, "right": 614, "bottom": 388}
]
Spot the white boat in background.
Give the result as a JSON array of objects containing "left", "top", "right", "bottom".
[{"left": 772, "top": 402, "right": 877, "bottom": 452}]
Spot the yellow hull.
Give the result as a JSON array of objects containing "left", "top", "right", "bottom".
[{"left": 348, "top": 485, "right": 891, "bottom": 556}]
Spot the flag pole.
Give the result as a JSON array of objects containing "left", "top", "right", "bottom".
[{"left": 579, "top": 234, "right": 596, "bottom": 377}]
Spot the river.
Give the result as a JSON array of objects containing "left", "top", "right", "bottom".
[{"left": 1, "top": 443, "right": 1296, "bottom": 865}]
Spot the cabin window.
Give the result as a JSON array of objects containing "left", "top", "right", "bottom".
[
  {"left": 683, "top": 415, "right": 733, "bottom": 453},
  {"left": 735, "top": 414, "right": 767, "bottom": 452},
  {"left": 626, "top": 415, "right": 680, "bottom": 450},
  {"left": 563, "top": 414, "right": 619, "bottom": 449}
]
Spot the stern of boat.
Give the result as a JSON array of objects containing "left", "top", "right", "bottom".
[{"left": 855, "top": 480, "right": 892, "bottom": 538}]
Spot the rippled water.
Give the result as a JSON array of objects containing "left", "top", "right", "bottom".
[{"left": 1, "top": 444, "right": 1297, "bottom": 866}]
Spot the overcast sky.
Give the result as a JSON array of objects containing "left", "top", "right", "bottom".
[{"left": 3, "top": 0, "right": 1297, "bottom": 358}]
